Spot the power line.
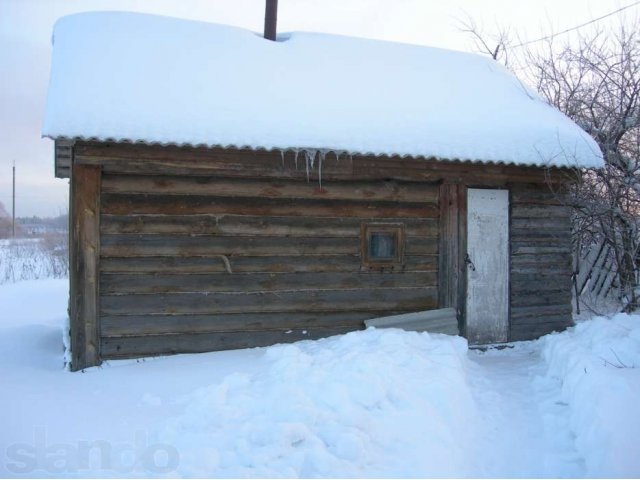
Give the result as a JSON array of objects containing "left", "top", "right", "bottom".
[{"left": 512, "top": 0, "right": 640, "bottom": 48}]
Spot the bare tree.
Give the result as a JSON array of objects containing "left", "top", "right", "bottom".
[
  {"left": 524, "top": 23, "right": 640, "bottom": 311},
  {"left": 462, "top": 18, "right": 640, "bottom": 311},
  {"left": 457, "top": 14, "right": 512, "bottom": 65}
]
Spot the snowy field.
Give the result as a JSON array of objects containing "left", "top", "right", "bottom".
[
  {"left": 1, "top": 278, "right": 639, "bottom": 478},
  {"left": 0, "top": 238, "right": 68, "bottom": 284}
]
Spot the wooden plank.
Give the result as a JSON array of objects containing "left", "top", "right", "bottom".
[
  {"left": 100, "top": 193, "right": 439, "bottom": 218},
  {"left": 76, "top": 142, "right": 571, "bottom": 184},
  {"left": 510, "top": 321, "right": 571, "bottom": 341},
  {"left": 511, "top": 232, "right": 572, "bottom": 243},
  {"left": 510, "top": 186, "right": 568, "bottom": 205},
  {"left": 511, "top": 265, "right": 573, "bottom": 275},
  {"left": 101, "top": 326, "right": 361, "bottom": 358},
  {"left": 101, "top": 311, "right": 400, "bottom": 336},
  {"left": 511, "top": 282, "right": 572, "bottom": 295},
  {"left": 100, "top": 254, "right": 438, "bottom": 274},
  {"left": 100, "top": 287, "right": 439, "bottom": 315},
  {"left": 511, "top": 204, "right": 571, "bottom": 222},
  {"left": 55, "top": 140, "right": 74, "bottom": 179},
  {"left": 510, "top": 313, "right": 572, "bottom": 327},
  {"left": 511, "top": 253, "right": 572, "bottom": 266},
  {"left": 101, "top": 234, "right": 358, "bottom": 257},
  {"left": 510, "top": 303, "right": 573, "bottom": 319},
  {"left": 511, "top": 291, "right": 571, "bottom": 307},
  {"left": 68, "top": 164, "right": 101, "bottom": 370},
  {"left": 101, "top": 174, "right": 440, "bottom": 203},
  {"left": 511, "top": 274, "right": 572, "bottom": 289},
  {"left": 456, "top": 185, "right": 468, "bottom": 337},
  {"left": 100, "top": 234, "right": 438, "bottom": 257},
  {"left": 364, "top": 308, "right": 458, "bottom": 335},
  {"left": 77, "top": 144, "right": 354, "bottom": 180},
  {"left": 100, "top": 214, "right": 438, "bottom": 237},
  {"left": 576, "top": 240, "right": 607, "bottom": 292},
  {"left": 438, "top": 183, "right": 466, "bottom": 336},
  {"left": 100, "top": 271, "right": 438, "bottom": 294},
  {"left": 351, "top": 156, "right": 560, "bottom": 184},
  {"left": 438, "top": 183, "right": 458, "bottom": 310},
  {"left": 511, "top": 245, "right": 571, "bottom": 255},
  {"left": 511, "top": 217, "right": 570, "bottom": 230}
]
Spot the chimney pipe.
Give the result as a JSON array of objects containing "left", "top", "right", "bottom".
[{"left": 264, "top": 0, "right": 278, "bottom": 41}]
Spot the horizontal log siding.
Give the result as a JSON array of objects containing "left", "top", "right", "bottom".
[
  {"left": 75, "top": 142, "right": 568, "bottom": 184},
  {"left": 509, "top": 184, "right": 573, "bottom": 341},
  {"left": 99, "top": 171, "right": 439, "bottom": 358}
]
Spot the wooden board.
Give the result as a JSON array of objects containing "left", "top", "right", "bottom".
[
  {"left": 100, "top": 254, "right": 438, "bottom": 274},
  {"left": 100, "top": 287, "right": 439, "bottom": 316},
  {"left": 74, "top": 141, "right": 571, "bottom": 184},
  {"left": 101, "top": 214, "right": 438, "bottom": 237},
  {"left": 101, "top": 271, "right": 437, "bottom": 294},
  {"left": 364, "top": 307, "right": 458, "bottom": 335},
  {"left": 101, "top": 326, "right": 361, "bottom": 358},
  {"left": 101, "top": 311, "right": 396, "bottom": 336},
  {"left": 68, "top": 164, "right": 101, "bottom": 370}
]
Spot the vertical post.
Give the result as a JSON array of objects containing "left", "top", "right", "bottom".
[
  {"left": 438, "top": 182, "right": 467, "bottom": 335},
  {"left": 69, "top": 163, "right": 101, "bottom": 371},
  {"left": 264, "top": 0, "right": 278, "bottom": 41},
  {"left": 12, "top": 162, "right": 15, "bottom": 238}
]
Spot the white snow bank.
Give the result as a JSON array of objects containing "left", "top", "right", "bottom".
[
  {"left": 541, "top": 314, "right": 640, "bottom": 477},
  {"left": 159, "top": 329, "right": 483, "bottom": 477},
  {"left": 4, "top": 278, "right": 640, "bottom": 477},
  {"left": 43, "top": 12, "right": 602, "bottom": 169}
]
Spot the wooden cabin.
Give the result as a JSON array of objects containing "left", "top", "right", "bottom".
[{"left": 44, "top": 12, "right": 602, "bottom": 370}]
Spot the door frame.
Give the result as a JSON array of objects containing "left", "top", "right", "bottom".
[{"left": 438, "top": 183, "right": 511, "bottom": 343}]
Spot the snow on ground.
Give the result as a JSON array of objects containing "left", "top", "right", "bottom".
[
  {"left": 542, "top": 314, "right": 640, "bottom": 477},
  {"left": 1, "top": 278, "right": 639, "bottom": 478}
]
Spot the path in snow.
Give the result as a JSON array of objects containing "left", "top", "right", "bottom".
[{"left": 468, "top": 344, "right": 585, "bottom": 478}]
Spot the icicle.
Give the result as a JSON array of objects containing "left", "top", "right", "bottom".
[
  {"left": 317, "top": 150, "right": 327, "bottom": 189},
  {"left": 280, "top": 150, "right": 285, "bottom": 167},
  {"left": 293, "top": 149, "right": 299, "bottom": 170},
  {"left": 304, "top": 149, "right": 317, "bottom": 182}
]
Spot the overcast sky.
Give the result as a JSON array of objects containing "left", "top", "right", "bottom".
[{"left": 0, "top": 0, "right": 633, "bottom": 217}]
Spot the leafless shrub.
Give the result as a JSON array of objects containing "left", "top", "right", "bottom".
[
  {"left": 0, "top": 234, "right": 69, "bottom": 284},
  {"left": 462, "top": 17, "right": 640, "bottom": 312}
]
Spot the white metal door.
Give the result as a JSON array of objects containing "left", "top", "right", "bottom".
[{"left": 466, "top": 188, "right": 509, "bottom": 344}]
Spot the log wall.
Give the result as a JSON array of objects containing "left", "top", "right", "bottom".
[
  {"left": 64, "top": 141, "right": 575, "bottom": 365},
  {"left": 94, "top": 149, "right": 441, "bottom": 359},
  {"left": 509, "top": 184, "right": 573, "bottom": 340}
]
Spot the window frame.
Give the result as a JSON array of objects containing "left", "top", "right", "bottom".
[{"left": 360, "top": 222, "right": 405, "bottom": 269}]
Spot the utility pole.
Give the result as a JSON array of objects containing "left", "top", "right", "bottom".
[
  {"left": 12, "top": 161, "right": 15, "bottom": 238},
  {"left": 264, "top": 0, "right": 278, "bottom": 41}
]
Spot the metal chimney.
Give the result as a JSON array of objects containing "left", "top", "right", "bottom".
[{"left": 264, "top": 0, "right": 278, "bottom": 41}]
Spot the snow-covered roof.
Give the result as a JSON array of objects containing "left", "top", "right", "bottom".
[{"left": 43, "top": 12, "right": 603, "bottom": 169}]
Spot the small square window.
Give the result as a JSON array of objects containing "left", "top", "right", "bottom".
[
  {"left": 361, "top": 223, "right": 405, "bottom": 268},
  {"left": 369, "top": 232, "right": 397, "bottom": 259}
]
